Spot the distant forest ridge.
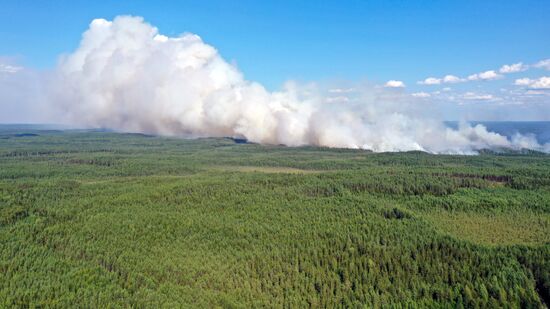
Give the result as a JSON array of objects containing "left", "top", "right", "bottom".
[{"left": 2, "top": 121, "right": 550, "bottom": 144}]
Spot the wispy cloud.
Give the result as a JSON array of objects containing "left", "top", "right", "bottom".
[
  {"left": 525, "top": 89, "right": 550, "bottom": 95},
  {"left": 411, "top": 92, "right": 431, "bottom": 98},
  {"left": 467, "top": 70, "right": 503, "bottom": 81},
  {"left": 384, "top": 80, "right": 405, "bottom": 88},
  {"left": 533, "top": 59, "right": 550, "bottom": 71},
  {"left": 515, "top": 76, "right": 550, "bottom": 89},
  {"left": 418, "top": 70, "right": 502, "bottom": 85},
  {"left": 418, "top": 77, "right": 442, "bottom": 85},
  {"left": 328, "top": 88, "right": 355, "bottom": 93},
  {"left": 0, "top": 63, "right": 22, "bottom": 74},
  {"left": 417, "top": 59, "right": 550, "bottom": 85},
  {"left": 462, "top": 92, "right": 496, "bottom": 101},
  {"left": 499, "top": 62, "right": 528, "bottom": 74},
  {"left": 325, "top": 96, "right": 350, "bottom": 103},
  {"left": 442, "top": 75, "right": 464, "bottom": 83}
]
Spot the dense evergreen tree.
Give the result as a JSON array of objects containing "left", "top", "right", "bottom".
[{"left": 0, "top": 129, "right": 548, "bottom": 307}]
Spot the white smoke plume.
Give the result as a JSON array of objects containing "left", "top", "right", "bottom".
[{"left": 44, "top": 16, "right": 547, "bottom": 153}]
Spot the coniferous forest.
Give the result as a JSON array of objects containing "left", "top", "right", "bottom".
[{"left": 1, "top": 127, "right": 549, "bottom": 308}]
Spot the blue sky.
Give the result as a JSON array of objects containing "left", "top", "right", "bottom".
[
  {"left": 1, "top": 0, "right": 548, "bottom": 88},
  {"left": 0, "top": 0, "right": 549, "bottom": 121}
]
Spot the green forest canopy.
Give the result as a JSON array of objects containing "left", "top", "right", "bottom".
[{"left": 1, "top": 128, "right": 549, "bottom": 307}]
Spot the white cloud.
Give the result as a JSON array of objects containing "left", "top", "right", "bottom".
[
  {"left": 417, "top": 75, "right": 467, "bottom": 85},
  {"left": 468, "top": 70, "right": 503, "bottom": 81},
  {"left": 418, "top": 60, "right": 546, "bottom": 88},
  {"left": 418, "top": 77, "right": 441, "bottom": 85},
  {"left": 462, "top": 92, "right": 495, "bottom": 100},
  {"left": 442, "top": 75, "right": 464, "bottom": 83},
  {"left": 499, "top": 62, "right": 528, "bottom": 74},
  {"left": 514, "top": 76, "right": 550, "bottom": 89},
  {"left": 0, "top": 63, "right": 22, "bottom": 73},
  {"left": 384, "top": 80, "right": 405, "bottom": 88},
  {"left": 325, "top": 96, "right": 350, "bottom": 103},
  {"left": 328, "top": 88, "right": 355, "bottom": 93},
  {"left": 534, "top": 59, "right": 550, "bottom": 70},
  {"left": 411, "top": 92, "right": 431, "bottom": 98},
  {"left": 514, "top": 78, "right": 531, "bottom": 86},
  {"left": 442, "top": 87, "right": 452, "bottom": 92}
]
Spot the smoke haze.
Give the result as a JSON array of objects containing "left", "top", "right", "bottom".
[{"left": 5, "top": 16, "right": 550, "bottom": 153}]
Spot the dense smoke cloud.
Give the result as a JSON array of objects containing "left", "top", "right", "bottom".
[{"left": 26, "top": 16, "right": 546, "bottom": 153}]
